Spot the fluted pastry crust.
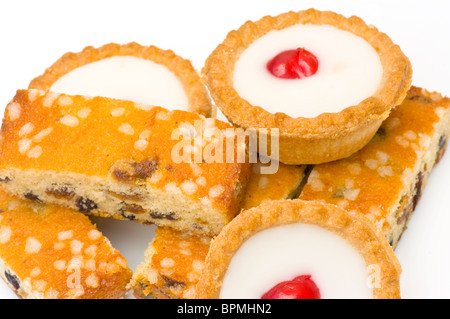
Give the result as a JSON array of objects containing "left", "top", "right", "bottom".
[
  {"left": 203, "top": 9, "right": 412, "bottom": 164},
  {"left": 193, "top": 199, "right": 402, "bottom": 299},
  {"left": 29, "top": 42, "right": 213, "bottom": 117}
]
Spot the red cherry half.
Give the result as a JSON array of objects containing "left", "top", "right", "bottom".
[
  {"left": 261, "top": 275, "right": 320, "bottom": 299},
  {"left": 267, "top": 48, "right": 319, "bottom": 79}
]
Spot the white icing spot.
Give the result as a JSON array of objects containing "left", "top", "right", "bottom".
[
  {"left": 77, "top": 107, "right": 91, "bottom": 119},
  {"left": 57, "top": 95, "right": 73, "bottom": 106},
  {"left": 27, "top": 146, "right": 43, "bottom": 158},
  {"left": 0, "top": 226, "right": 12, "bottom": 244},
  {"left": 19, "top": 123, "right": 35, "bottom": 137},
  {"left": 25, "top": 237, "right": 42, "bottom": 254},
  {"left": 118, "top": 123, "right": 135, "bottom": 135},
  {"left": 111, "top": 108, "right": 126, "bottom": 117},
  {"left": 33, "top": 127, "right": 53, "bottom": 142},
  {"left": 60, "top": 115, "right": 79, "bottom": 127},
  {"left": 7, "top": 102, "right": 21, "bottom": 121},
  {"left": 134, "top": 139, "right": 148, "bottom": 151}
]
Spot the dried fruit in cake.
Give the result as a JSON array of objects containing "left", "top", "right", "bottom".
[
  {"left": 298, "top": 86, "right": 450, "bottom": 248},
  {"left": 130, "top": 161, "right": 307, "bottom": 299},
  {"left": 0, "top": 89, "right": 252, "bottom": 236},
  {"left": 203, "top": 9, "right": 412, "bottom": 164},
  {"left": 193, "top": 199, "right": 401, "bottom": 299},
  {"left": 0, "top": 189, "right": 132, "bottom": 299},
  {"left": 29, "top": 42, "right": 213, "bottom": 117}
]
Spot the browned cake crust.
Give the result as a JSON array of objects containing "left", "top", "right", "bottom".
[
  {"left": 0, "top": 189, "right": 132, "bottom": 299},
  {"left": 193, "top": 199, "right": 401, "bottom": 299},
  {"left": 0, "top": 90, "right": 252, "bottom": 236},
  {"left": 299, "top": 86, "right": 450, "bottom": 248},
  {"left": 28, "top": 42, "right": 213, "bottom": 117},
  {"left": 202, "top": 9, "right": 412, "bottom": 164}
]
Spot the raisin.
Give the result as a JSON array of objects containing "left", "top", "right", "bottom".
[
  {"left": 436, "top": 135, "right": 448, "bottom": 164},
  {"left": 332, "top": 187, "right": 345, "bottom": 198},
  {"left": 162, "top": 275, "right": 185, "bottom": 288},
  {"left": 119, "top": 208, "right": 136, "bottom": 221},
  {"left": 134, "top": 158, "right": 158, "bottom": 179},
  {"left": 408, "top": 95, "right": 432, "bottom": 103},
  {"left": 150, "top": 211, "right": 178, "bottom": 220},
  {"left": 439, "top": 135, "right": 447, "bottom": 151},
  {"left": 0, "top": 177, "right": 10, "bottom": 183},
  {"left": 24, "top": 192, "right": 41, "bottom": 203},
  {"left": 412, "top": 172, "right": 424, "bottom": 210},
  {"left": 376, "top": 127, "right": 386, "bottom": 138},
  {"left": 46, "top": 184, "right": 75, "bottom": 199},
  {"left": 111, "top": 158, "right": 158, "bottom": 182},
  {"left": 110, "top": 160, "right": 136, "bottom": 182},
  {"left": 5, "top": 270, "right": 20, "bottom": 290},
  {"left": 75, "top": 197, "right": 98, "bottom": 213},
  {"left": 107, "top": 190, "right": 143, "bottom": 202},
  {"left": 124, "top": 203, "right": 145, "bottom": 214}
]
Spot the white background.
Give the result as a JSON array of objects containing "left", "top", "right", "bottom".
[{"left": 0, "top": 0, "right": 449, "bottom": 299}]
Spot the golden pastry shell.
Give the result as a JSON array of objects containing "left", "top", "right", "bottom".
[
  {"left": 202, "top": 9, "right": 412, "bottom": 164},
  {"left": 194, "top": 199, "right": 402, "bottom": 299},
  {"left": 29, "top": 42, "right": 213, "bottom": 117}
]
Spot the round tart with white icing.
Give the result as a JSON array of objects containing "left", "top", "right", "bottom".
[
  {"left": 29, "top": 42, "right": 213, "bottom": 117},
  {"left": 203, "top": 9, "right": 412, "bottom": 164},
  {"left": 194, "top": 199, "right": 401, "bottom": 299}
]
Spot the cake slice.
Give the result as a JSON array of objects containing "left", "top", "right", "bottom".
[
  {"left": 298, "top": 86, "right": 450, "bottom": 248},
  {"left": 0, "top": 189, "right": 132, "bottom": 299},
  {"left": 130, "top": 162, "right": 307, "bottom": 299},
  {"left": 0, "top": 89, "right": 252, "bottom": 236}
]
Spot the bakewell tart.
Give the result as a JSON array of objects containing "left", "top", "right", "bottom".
[
  {"left": 29, "top": 42, "right": 213, "bottom": 117},
  {"left": 0, "top": 189, "right": 132, "bottom": 299},
  {"left": 130, "top": 162, "right": 307, "bottom": 299},
  {"left": 0, "top": 89, "right": 252, "bottom": 236},
  {"left": 298, "top": 87, "right": 450, "bottom": 248},
  {"left": 203, "top": 9, "right": 412, "bottom": 164},
  {"left": 193, "top": 199, "right": 401, "bottom": 299}
]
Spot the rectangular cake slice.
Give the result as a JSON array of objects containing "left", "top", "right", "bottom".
[
  {"left": 0, "top": 89, "right": 252, "bottom": 236},
  {"left": 130, "top": 161, "right": 307, "bottom": 299},
  {"left": 298, "top": 86, "right": 450, "bottom": 248},
  {"left": 0, "top": 189, "right": 132, "bottom": 299}
]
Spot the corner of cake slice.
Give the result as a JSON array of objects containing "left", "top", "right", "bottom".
[
  {"left": 298, "top": 86, "right": 450, "bottom": 248},
  {"left": 0, "top": 89, "right": 252, "bottom": 236},
  {"left": 130, "top": 161, "right": 307, "bottom": 299},
  {"left": 0, "top": 188, "right": 132, "bottom": 299}
]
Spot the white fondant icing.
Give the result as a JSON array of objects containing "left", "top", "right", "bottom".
[
  {"left": 233, "top": 24, "right": 383, "bottom": 118},
  {"left": 219, "top": 223, "right": 373, "bottom": 299},
  {"left": 50, "top": 56, "right": 189, "bottom": 109}
]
